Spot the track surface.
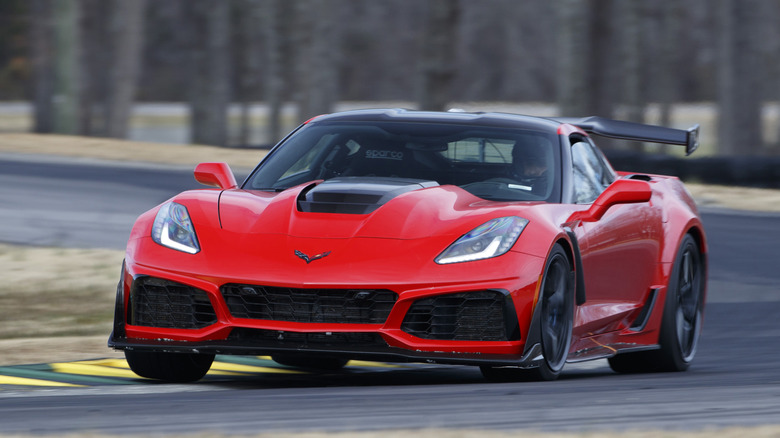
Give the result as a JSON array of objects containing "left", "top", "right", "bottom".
[{"left": 1, "top": 154, "right": 779, "bottom": 434}]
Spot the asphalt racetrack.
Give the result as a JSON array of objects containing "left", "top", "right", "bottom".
[{"left": 1, "top": 153, "right": 779, "bottom": 435}]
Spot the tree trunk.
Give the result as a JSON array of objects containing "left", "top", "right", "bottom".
[
  {"left": 657, "top": 0, "right": 681, "bottom": 154},
  {"left": 52, "top": 0, "right": 81, "bottom": 134},
  {"left": 30, "top": 0, "right": 54, "bottom": 133},
  {"left": 586, "top": 0, "right": 614, "bottom": 119},
  {"left": 190, "top": 0, "right": 231, "bottom": 147},
  {"left": 294, "top": 0, "right": 339, "bottom": 122},
  {"left": 717, "top": 0, "right": 763, "bottom": 155},
  {"left": 417, "top": 0, "right": 460, "bottom": 111},
  {"left": 104, "top": 0, "right": 147, "bottom": 139},
  {"left": 263, "top": 0, "right": 288, "bottom": 145},
  {"left": 556, "top": 0, "right": 590, "bottom": 117},
  {"left": 617, "top": 0, "right": 645, "bottom": 151}
]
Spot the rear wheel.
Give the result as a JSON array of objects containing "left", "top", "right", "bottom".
[
  {"left": 125, "top": 350, "right": 214, "bottom": 382},
  {"left": 481, "top": 244, "right": 574, "bottom": 382},
  {"left": 271, "top": 354, "right": 349, "bottom": 371},
  {"left": 609, "top": 234, "right": 704, "bottom": 373}
]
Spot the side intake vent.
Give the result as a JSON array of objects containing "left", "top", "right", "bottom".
[{"left": 297, "top": 177, "right": 438, "bottom": 214}]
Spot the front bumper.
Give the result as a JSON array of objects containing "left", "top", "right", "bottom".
[
  {"left": 108, "top": 333, "right": 544, "bottom": 368},
  {"left": 111, "top": 245, "right": 545, "bottom": 366}
]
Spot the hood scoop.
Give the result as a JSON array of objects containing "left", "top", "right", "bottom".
[{"left": 297, "top": 177, "right": 439, "bottom": 214}]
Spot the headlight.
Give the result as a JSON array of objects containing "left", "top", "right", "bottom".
[
  {"left": 435, "top": 216, "right": 528, "bottom": 264},
  {"left": 151, "top": 202, "right": 200, "bottom": 254}
]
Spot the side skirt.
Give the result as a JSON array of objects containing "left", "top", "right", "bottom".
[
  {"left": 568, "top": 343, "right": 659, "bottom": 363},
  {"left": 567, "top": 288, "right": 663, "bottom": 363}
]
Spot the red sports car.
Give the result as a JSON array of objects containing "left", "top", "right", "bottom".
[{"left": 109, "top": 109, "right": 707, "bottom": 382}]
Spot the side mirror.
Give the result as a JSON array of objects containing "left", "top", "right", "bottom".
[
  {"left": 578, "top": 179, "right": 652, "bottom": 222},
  {"left": 194, "top": 162, "right": 238, "bottom": 189}
]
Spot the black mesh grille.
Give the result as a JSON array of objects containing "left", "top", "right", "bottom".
[
  {"left": 228, "top": 328, "right": 388, "bottom": 348},
  {"left": 221, "top": 284, "right": 397, "bottom": 324},
  {"left": 401, "top": 291, "right": 515, "bottom": 341},
  {"left": 130, "top": 277, "right": 217, "bottom": 329}
]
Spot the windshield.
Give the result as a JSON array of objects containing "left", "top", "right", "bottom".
[{"left": 245, "top": 120, "right": 560, "bottom": 202}]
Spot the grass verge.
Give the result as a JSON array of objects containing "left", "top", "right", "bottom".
[{"left": 0, "top": 244, "right": 124, "bottom": 364}]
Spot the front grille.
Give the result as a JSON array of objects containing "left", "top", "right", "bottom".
[
  {"left": 221, "top": 284, "right": 397, "bottom": 324},
  {"left": 401, "top": 290, "right": 518, "bottom": 341},
  {"left": 130, "top": 277, "right": 217, "bottom": 329},
  {"left": 228, "top": 328, "right": 388, "bottom": 348}
]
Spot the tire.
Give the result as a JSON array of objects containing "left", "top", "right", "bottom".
[
  {"left": 481, "top": 244, "right": 574, "bottom": 382},
  {"left": 271, "top": 354, "right": 349, "bottom": 371},
  {"left": 609, "top": 233, "right": 704, "bottom": 373},
  {"left": 125, "top": 350, "right": 214, "bottom": 382}
]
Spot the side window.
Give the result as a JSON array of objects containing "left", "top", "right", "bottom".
[{"left": 571, "top": 140, "right": 611, "bottom": 204}]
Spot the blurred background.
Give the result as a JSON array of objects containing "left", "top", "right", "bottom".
[{"left": 1, "top": 0, "right": 779, "bottom": 185}]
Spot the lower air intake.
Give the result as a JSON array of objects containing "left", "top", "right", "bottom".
[
  {"left": 221, "top": 284, "right": 397, "bottom": 324},
  {"left": 130, "top": 277, "right": 217, "bottom": 329},
  {"left": 401, "top": 290, "right": 519, "bottom": 341}
]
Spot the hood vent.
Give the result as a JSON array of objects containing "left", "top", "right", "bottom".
[{"left": 297, "top": 177, "right": 438, "bottom": 214}]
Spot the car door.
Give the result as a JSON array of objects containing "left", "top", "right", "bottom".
[{"left": 570, "top": 139, "right": 662, "bottom": 334}]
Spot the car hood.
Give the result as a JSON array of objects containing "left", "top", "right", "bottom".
[
  {"left": 131, "top": 178, "right": 563, "bottom": 286},
  {"left": 217, "top": 178, "right": 539, "bottom": 240}
]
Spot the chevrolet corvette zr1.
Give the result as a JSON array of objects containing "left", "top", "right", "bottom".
[{"left": 109, "top": 109, "right": 707, "bottom": 382}]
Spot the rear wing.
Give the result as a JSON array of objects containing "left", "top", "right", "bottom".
[{"left": 554, "top": 116, "right": 700, "bottom": 156}]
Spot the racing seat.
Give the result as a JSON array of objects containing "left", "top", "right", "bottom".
[{"left": 345, "top": 142, "right": 417, "bottom": 178}]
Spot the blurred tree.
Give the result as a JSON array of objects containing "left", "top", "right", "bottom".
[
  {"left": 189, "top": 0, "right": 231, "bottom": 146},
  {"left": 656, "top": 0, "right": 681, "bottom": 154},
  {"left": 79, "top": 0, "right": 107, "bottom": 136},
  {"left": 138, "top": 1, "right": 191, "bottom": 101},
  {"left": 586, "top": 0, "right": 615, "bottom": 119},
  {"left": 417, "top": 0, "right": 460, "bottom": 111},
  {"left": 262, "top": 0, "right": 290, "bottom": 145},
  {"left": 51, "top": 0, "right": 81, "bottom": 134},
  {"left": 555, "top": 0, "right": 591, "bottom": 117},
  {"left": 104, "top": 0, "right": 147, "bottom": 139},
  {"left": 617, "top": 0, "right": 645, "bottom": 151},
  {"left": 456, "top": 2, "right": 501, "bottom": 101},
  {"left": 30, "top": 0, "right": 54, "bottom": 133},
  {"left": 237, "top": 0, "right": 263, "bottom": 146},
  {"left": 499, "top": 0, "right": 556, "bottom": 101},
  {"left": 12, "top": 0, "right": 780, "bottom": 156},
  {"left": 0, "top": 0, "right": 30, "bottom": 101},
  {"left": 294, "top": 0, "right": 340, "bottom": 122},
  {"left": 717, "top": 0, "right": 763, "bottom": 155}
]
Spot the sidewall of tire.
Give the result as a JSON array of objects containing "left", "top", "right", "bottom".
[
  {"left": 537, "top": 244, "right": 574, "bottom": 380},
  {"left": 658, "top": 233, "right": 704, "bottom": 371},
  {"left": 125, "top": 350, "right": 215, "bottom": 382}
]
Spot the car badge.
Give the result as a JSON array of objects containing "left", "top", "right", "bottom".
[{"left": 294, "top": 250, "right": 331, "bottom": 264}]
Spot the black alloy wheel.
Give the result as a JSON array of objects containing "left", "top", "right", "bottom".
[{"left": 481, "top": 244, "right": 574, "bottom": 382}]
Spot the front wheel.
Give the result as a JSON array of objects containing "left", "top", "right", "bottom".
[
  {"left": 125, "top": 350, "right": 214, "bottom": 382},
  {"left": 481, "top": 244, "right": 574, "bottom": 382}
]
